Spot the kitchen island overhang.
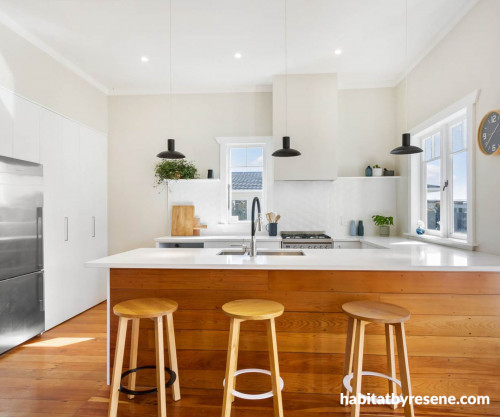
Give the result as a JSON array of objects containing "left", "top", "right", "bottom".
[{"left": 87, "top": 243, "right": 500, "bottom": 403}]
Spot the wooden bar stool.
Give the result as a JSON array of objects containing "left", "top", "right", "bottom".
[
  {"left": 108, "top": 298, "right": 181, "bottom": 417},
  {"left": 221, "top": 299, "right": 285, "bottom": 417},
  {"left": 341, "top": 300, "right": 414, "bottom": 417}
]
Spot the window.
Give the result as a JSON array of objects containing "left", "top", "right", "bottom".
[
  {"left": 419, "top": 115, "right": 467, "bottom": 238},
  {"left": 216, "top": 137, "right": 273, "bottom": 223},
  {"left": 410, "top": 91, "right": 478, "bottom": 246},
  {"left": 229, "top": 146, "right": 264, "bottom": 222}
]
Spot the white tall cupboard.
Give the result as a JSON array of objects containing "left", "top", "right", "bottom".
[{"left": 35, "top": 103, "right": 108, "bottom": 330}]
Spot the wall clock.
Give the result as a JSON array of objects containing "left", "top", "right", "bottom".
[{"left": 478, "top": 110, "right": 500, "bottom": 155}]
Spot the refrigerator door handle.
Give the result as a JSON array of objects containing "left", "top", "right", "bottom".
[
  {"left": 92, "top": 216, "right": 96, "bottom": 238},
  {"left": 36, "top": 207, "right": 43, "bottom": 269},
  {"left": 38, "top": 272, "right": 45, "bottom": 312},
  {"left": 64, "top": 217, "right": 69, "bottom": 241}
]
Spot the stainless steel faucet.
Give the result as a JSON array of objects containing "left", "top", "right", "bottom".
[{"left": 250, "top": 196, "right": 262, "bottom": 257}]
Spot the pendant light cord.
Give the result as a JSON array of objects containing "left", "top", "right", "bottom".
[
  {"left": 404, "top": 0, "right": 408, "bottom": 133},
  {"left": 170, "top": 0, "right": 174, "bottom": 137},
  {"left": 284, "top": 0, "right": 288, "bottom": 134}
]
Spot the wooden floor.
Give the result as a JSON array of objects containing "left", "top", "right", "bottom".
[{"left": 0, "top": 303, "right": 498, "bottom": 417}]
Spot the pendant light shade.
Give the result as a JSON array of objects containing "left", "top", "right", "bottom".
[
  {"left": 157, "top": 138, "right": 185, "bottom": 159},
  {"left": 390, "top": 133, "right": 423, "bottom": 155},
  {"left": 272, "top": 136, "right": 301, "bottom": 157}
]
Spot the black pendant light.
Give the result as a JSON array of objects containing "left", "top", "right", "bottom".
[
  {"left": 157, "top": 0, "right": 185, "bottom": 160},
  {"left": 391, "top": 133, "right": 422, "bottom": 155},
  {"left": 272, "top": 136, "right": 301, "bottom": 157},
  {"left": 390, "top": 0, "right": 423, "bottom": 156},
  {"left": 273, "top": 0, "right": 301, "bottom": 158},
  {"left": 157, "top": 138, "right": 185, "bottom": 159}
]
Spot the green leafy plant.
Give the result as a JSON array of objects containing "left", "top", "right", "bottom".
[
  {"left": 372, "top": 215, "right": 394, "bottom": 226},
  {"left": 154, "top": 159, "right": 199, "bottom": 185},
  {"left": 372, "top": 164, "right": 381, "bottom": 168}
]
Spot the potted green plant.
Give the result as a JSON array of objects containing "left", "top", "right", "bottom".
[
  {"left": 372, "top": 215, "right": 394, "bottom": 236},
  {"left": 372, "top": 164, "right": 382, "bottom": 177},
  {"left": 154, "top": 159, "right": 199, "bottom": 186}
]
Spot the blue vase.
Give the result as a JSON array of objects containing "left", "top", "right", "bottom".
[
  {"left": 349, "top": 220, "right": 356, "bottom": 236},
  {"left": 416, "top": 227, "right": 425, "bottom": 235},
  {"left": 365, "top": 166, "right": 372, "bottom": 177},
  {"left": 357, "top": 220, "right": 364, "bottom": 237}
]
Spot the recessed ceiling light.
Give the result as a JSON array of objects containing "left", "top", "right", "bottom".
[
  {"left": 334, "top": 49, "right": 343, "bottom": 56},
  {"left": 234, "top": 52, "right": 243, "bottom": 59},
  {"left": 141, "top": 56, "right": 149, "bottom": 63}
]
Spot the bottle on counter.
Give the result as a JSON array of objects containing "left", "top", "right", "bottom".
[
  {"left": 365, "top": 166, "right": 372, "bottom": 177},
  {"left": 357, "top": 220, "right": 364, "bottom": 236},
  {"left": 349, "top": 220, "right": 357, "bottom": 236}
]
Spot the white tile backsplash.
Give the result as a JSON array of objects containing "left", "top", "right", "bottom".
[{"left": 166, "top": 178, "right": 398, "bottom": 237}]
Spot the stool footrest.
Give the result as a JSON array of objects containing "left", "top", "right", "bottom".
[
  {"left": 119, "top": 365, "right": 176, "bottom": 396},
  {"left": 223, "top": 368, "right": 284, "bottom": 401}
]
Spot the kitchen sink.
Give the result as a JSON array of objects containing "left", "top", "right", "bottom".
[{"left": 217, "top": 249, "right": 305, "bottom": 256}]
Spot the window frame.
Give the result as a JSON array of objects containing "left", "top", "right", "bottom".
[
  {"left": 409, "top": 90, "right": 479, "bottom": 247},
  {"left": 216, "top": 136, "right": 274, "bottom": 224}
]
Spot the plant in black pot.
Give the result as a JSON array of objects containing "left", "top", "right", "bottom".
[
  {"left": 372, "top": 215, "right": 394, "bottom": 236},
  {"left": 154, "top": 159, "right": 199, "bottom": 186}
]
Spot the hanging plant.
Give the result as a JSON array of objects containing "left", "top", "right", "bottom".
[{"left": 154, "top": 159, "right": 199, "bottom": 185}]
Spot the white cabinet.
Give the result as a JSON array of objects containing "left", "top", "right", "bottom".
[
  {"left": 0, "top": 88, "right": 13, "bottom": 157},
  {"left": 13, "top": 95, "right": 40, "bottom": 163},
  {"left": 203, "top": 239, "right": 281, "bottom": 249},
  {"left": 333, "top": 240, "right": 362, "bottom": 249},
  {"left": 204, "top": 240, "right": 246, "bottom": 249},
  {"left": 40, "top": 109, "right": 107, "bottom": 330},
  {"left": 242, "top": 239, "right": 281, "bottom": 249}
]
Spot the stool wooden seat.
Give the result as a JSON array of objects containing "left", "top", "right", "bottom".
[
  {"left": 342, "top": 300, "right": 414, "bottom": 417},
  {"left": 113, "top": 298, "right": 178, "bottom": 319},
  {"left": 222, "top": 299, "right": 284, "bottom": 320},
  {"left": 221, "top": 299, "right": 284, "bottom": 417},
  {"left": 342, "top": 300, "right": 410, "bottom": 324},
  {"left": 108, "top": 298, "right": 181, "bottom": 417}
]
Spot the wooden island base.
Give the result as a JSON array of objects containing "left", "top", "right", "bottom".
[{"left": 109, "top": 268, "right": 500, "bottom": 402}]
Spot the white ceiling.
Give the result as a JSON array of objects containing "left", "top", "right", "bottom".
[{"left": 0, "top": 0, "right": 477, "bottom": 94}]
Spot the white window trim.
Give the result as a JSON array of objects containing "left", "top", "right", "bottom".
[
  {"left": 216, "top": 136, "right": 274, "bottom": 224},
  {"left": 408, "top": 90, "right": 480, "bottom": 249}
]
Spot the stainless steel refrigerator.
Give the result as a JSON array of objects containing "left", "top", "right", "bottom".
[{"left": 0, "top": 156, "right": 44, "bottom": 355}]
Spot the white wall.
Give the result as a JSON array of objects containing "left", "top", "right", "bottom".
[
  {"left": 0, "top": 20, "right": 107, "bottom": 132},
  {"left": 164, "top": 178, "right": 398, "bottom": 239},
  {"left": 338, "top": 88, "right": 397, "bottom": 177},
  {"left": 395, "top": 0, "right": 500, "bottom": 255},
  {"left": 273, "top": 74, "right": 338, "bottom": 180},
  {"left": 108, "top": 93, "right": 272, "bottom": 254}
]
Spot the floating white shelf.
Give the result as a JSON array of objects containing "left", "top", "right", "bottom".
[
  {"left": 338, "top": 176, "right": 401, "bottom": 179},
  {"left": 164, "top": 178, "right": 220, "bottom": 182}
]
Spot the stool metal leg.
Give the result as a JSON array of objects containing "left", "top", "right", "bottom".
[
  {"left": 395, "top": 323, "right": 415, "bottom": 417},
  {"left": 341, "top": 317, "right": 357, "bottom": 406},
  {"left": 128, "top": 318, "right": 140, "bottom": 399},
  {"left": 154, "top": 316, "right": 167, "bottom": 417},
  {"left": 350, "top": 320, "right": 366, "bottom": 417},
  {"left": 165, "top": 312, "right": 181, "bottom": 401},
  {"left": 222, "top": 318, "right": 241, "bottom": 417},
  {"left": 266, "top": 318, "right": 284, "bottom": 417},
  {"left": 385, "top": 324, "right": 398, "bottom": 409},
  {"left": 108, "top": 317, "right": 129, "bottom": 417}
]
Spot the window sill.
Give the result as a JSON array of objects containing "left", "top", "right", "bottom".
[{"left": 404, "top": 233, "right": 478, "bottom": 251}]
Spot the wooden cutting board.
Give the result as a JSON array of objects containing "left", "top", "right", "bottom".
[{"left": 171, "top": 205, "right": 195, "bottom": 236}]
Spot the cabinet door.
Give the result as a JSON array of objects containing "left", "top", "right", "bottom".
[
  {"left": 39, "top": 109, "right": 65, "bottom": 329},
  {"left": 79, "top": 126, "right": 107, "bottom": 308},
  {"left": 13, "top": 95, "right": 40, "bottom": 163},
  {"left": 60, "top": 118, "right": 84, "bottom": 319},
  {"left": 0, "top": 88, "right": 13, "bottom": 157}
]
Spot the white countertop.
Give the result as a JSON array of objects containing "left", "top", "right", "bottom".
[{"left": 87, "top": 236, "right": 500, "bottom": 271}]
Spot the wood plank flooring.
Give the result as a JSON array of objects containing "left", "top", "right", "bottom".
[{"left": 0, "top": 302, "right": 498, "bottom": 416}]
